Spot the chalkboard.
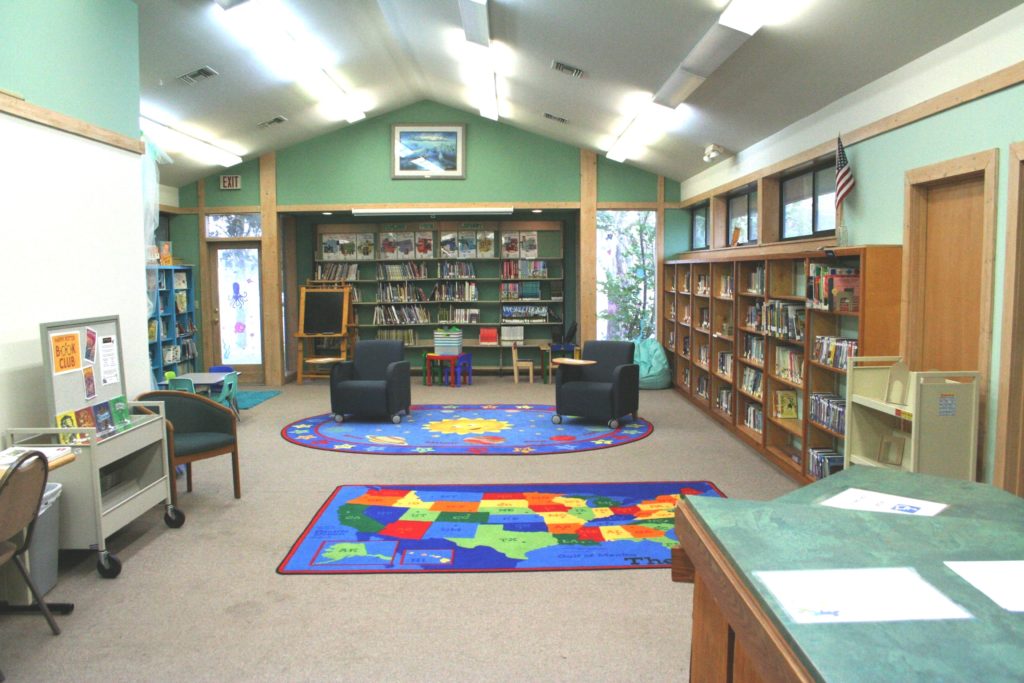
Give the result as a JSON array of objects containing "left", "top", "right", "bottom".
[{"left": 298, "top": 287, "right": 350, "bottom": 335}]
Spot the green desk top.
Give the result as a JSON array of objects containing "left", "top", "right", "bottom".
[{"left": 685, "top": 469, "right": 1024, "bottom": 682}]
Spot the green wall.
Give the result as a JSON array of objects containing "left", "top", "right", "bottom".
[
  {"left": 277, "top": 101, "right": 583, "bottom": 205},
  {"left": 664, "top": 208, "right": 691, "bottom": 256},
  {"left": 204, "top": 159, "right": 261, "bottom": 207},
  {"left": 596, "top": 156, "right": 659, "bottom": 202},
  {"left": 0, "top": 0, "right": 139, "bottom": 137},
  {"left": 170, "top": 214, "right": 203, "bottom": 369},
  {"left": 843, "top": 82, "right": 1024, "bottom": 482}
]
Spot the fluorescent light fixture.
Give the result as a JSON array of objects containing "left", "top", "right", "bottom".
[
  {"left": 213, "top": 0, "right": 366, "bottom": 122},
  {"left": 458, "top": 0, "right": 490, "bottom": 47},
  {"left": 352, "top": 207, "right": 514, "bottom": 216},
  {"left": 606, "top": 101, "right": 688, "bottom": 163},
  {"left": 140, "top": 116, "right": 242, "bottom": 167},
  {"left": 718, "top": 0, "right": 766, "bottom": 35},
  {"left": 653, "top": 66, "right": 706, "bottom": 108},
  {"left": 682, "top": 22, "right": 750, "bottom": 77}
]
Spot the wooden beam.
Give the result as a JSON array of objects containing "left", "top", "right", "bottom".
[
  {"left": 579, "top": 149, "right": 598, "bottom": 342},
  {"left": 0, "top": 92, "right": 144, "bottom": 154},
  {"left": 260, "top": 152, "right": 284, "bottom": 387}
]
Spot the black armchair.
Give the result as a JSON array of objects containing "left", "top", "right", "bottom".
[
  {"left": 330, "top": 340, "right": 411, "bottom": 424},
  {"left": 552, "top": 340, "right": 639, "bottom": 428}
]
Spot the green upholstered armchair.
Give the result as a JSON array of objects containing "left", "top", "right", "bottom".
[{"left": 135, "top": 391, "right": 240, "bottom": 507}]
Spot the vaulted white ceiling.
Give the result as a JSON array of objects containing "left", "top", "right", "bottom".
[{"left": 137, "top": 0, "right": 1022, "bottom": 189}]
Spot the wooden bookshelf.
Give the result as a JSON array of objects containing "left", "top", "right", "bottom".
[{"left": 662, "top": 245, "right": 902, "bottom": 483}]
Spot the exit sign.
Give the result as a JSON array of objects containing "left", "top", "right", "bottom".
[{"left": 219, "top": 174, "right": 241, "bottom": 190}]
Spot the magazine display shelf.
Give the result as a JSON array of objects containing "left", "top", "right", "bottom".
[
  {"left": 843, "top": 356, "right": 979, "bottom": 481},
  {"left": 5, "top": 408, "right": 183, "bottom": 578}
]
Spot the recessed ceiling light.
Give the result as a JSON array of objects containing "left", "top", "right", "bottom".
[
  {"left": 531, "top": 209, "right": 542, "bottom": 214},
  {"left": 322, "top": 212, "right": 333, "bottom": 215}
]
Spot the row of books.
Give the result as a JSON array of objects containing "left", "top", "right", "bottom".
[
  {"left": 437, "top": 261, "right": 476, "bottom": 279},
  {"left": 809, "top": 447, "right": 844, "bottom": 479},
  {"left": 375, "top": 327, "right": 417, "bottom": 344},
  {"left": 376, "top": 262, "right": 430, "bottom": 280},
  {"left": 695, "top": 373, "right": 710, "bottom": 399},
  {"left": 809, "top": 392, "right": 846, "bottom": 433},
  {"left": 430, "top": 281, "right": 478, "bottom": 302},
  {"left": 376, "top": 282, "right": 428, "bottom": 303},
  {"left": 746, "top": 265, "right": 765, "bottom": 295},
  {"left": 717, "top": 351, "right": 733, "bottom": 378},
  {"left": 719, "top": 273, "right": 734, "bottom": 297},
  {"left": 807, "top": 264, "right": 860, "bottom": 312},
  {"left": 501, "top": 259, "right": 549, "bottom": 279},
  {"left": 764, "top": 300, "right": 805, "bottom": 341},
  {"left": 697, "top": 342, "right": 710, "bottom": 366},
  {"left": 162, "top": 339, "right": 197, "bottom": 364},
  {"left": 740, "top": 366, "right": 763, "bottom": 399},
  {"left": 715, "top": 387, "right": 732, "bottom": 414},
  {"left": 743, "top": 336, "right": 765, "bottom": 364},
  {"left": 695, "top": 273, "right": 710, "bottom": 295},
  {"left": 774, "top": 346, "right": 804, "bottom": 384},
  {"left": 437, "top": 307, "right": 480, "bottom": 324},
  {"left": 744, "top": 403, "right": 764, "bottom": 433},
  {"left": 54, "top": 394, "right": 131, "bottom": 444},
  {"left": 813, "top": 335, "right": 858, "bottom": 370},
  {"left": 744, "top": 301, "right": 763, "bottom": 331},
  {"left": 500, "top": 281, "right": 542, "bottom": 300},
  {"left": 314, "top": 262, "right": 359, "bottom": 281},
  {"left": 372, "top": 305, "right": 431, "bottom": 325}
]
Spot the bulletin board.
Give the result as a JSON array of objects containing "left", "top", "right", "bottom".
[{"left": 39, "top": 315, "right": 127, "bottom": 434}]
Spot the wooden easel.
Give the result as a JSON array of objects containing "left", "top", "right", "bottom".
[{"left": 296, "top": 285, "right": 352, "bottom": 383}]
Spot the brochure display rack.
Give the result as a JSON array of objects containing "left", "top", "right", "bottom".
[{"left": 4, "top": 315, "right": 184, "bottom": 578}]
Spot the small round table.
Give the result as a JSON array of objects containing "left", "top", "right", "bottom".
[{"left": 425, "top": 352, "right": 472, "bottom": 386}]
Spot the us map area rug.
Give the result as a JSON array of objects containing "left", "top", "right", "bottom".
[{"left": 277, "top": 481, "right": 725, "bottom": 574}]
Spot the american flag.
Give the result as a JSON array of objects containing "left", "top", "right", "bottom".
[{"left": 835, "top": 136, "right": 855, "bottom": 208}]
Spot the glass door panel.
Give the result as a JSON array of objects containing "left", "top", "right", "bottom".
[{"left": 212, "top": 245, "right": 265, "bottom": 383}]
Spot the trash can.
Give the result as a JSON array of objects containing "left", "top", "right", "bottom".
[{"left": 29, "top": 481, "right": 61, "bottom": 596}]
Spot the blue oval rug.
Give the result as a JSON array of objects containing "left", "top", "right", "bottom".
[{"left": 281, "top": 404, "right": 653, "bottom": 455}]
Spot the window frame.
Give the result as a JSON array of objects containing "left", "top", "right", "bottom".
[
  {"left": 779, "top": 160, "right": 837, "bottom": 241},
  {"left": 726, "top": 185, "right": 758, "bottom": 246},
  {"left": 690, "top": 202, "right": 710, "bottom": 251}
]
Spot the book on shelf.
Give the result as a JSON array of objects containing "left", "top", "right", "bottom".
[
  {"left": 519, "top": 231, "right": 538, "bottom": 259},
  {"left": 476, "top": 230, "right": 496, "bottom": 258},
  {"left": 173, "top": 271, "right": 188, "bottom": 290},
  {"left": 501, "top": 232, "right": 519, "bottom": 258},
  {"left": 55, "top": 410, "right": 80, "bottom": 445},
  {"left": 478, "top": 327, "right": 499, "bottom": 345},
  {"left": 75, "top": 406, "right": 96, "bottom": 432},
  {"left": 356, "top": 233, "right": 375, "bottom": 259},
  {"left": 439, "top": 232, "right": 458, "bottom": 259},
  {"left": 415, "top": 231, "right": 434, "bottom": 259},
  {"left": 379, "top": 232, "right": 398, "bottom": 260},
  {"left": 93, "top": 401, "right": 116, "bottom": 437},
  {"left": 500, "top": 325, "right": 524, "bottom": 346},
  {"left": 174, "top": 291, "right": 188, "bottom": 314},
  {"left": 393, "top": 232, "right": 415, "bottom": 259},
  {"left": 321, "top": 234, "right": 355, "bottom": 261},
  {"left": 457, "top": 231, "right": 477, "bottom": 258},
  {"left": 773, "top": 390, "right": 798, "bottom": 419},
  {"left": 148, "top": 319, "right": 158, "bottom": 342},
  {"left": 549, "top": 280, "right": 563, "bottom": 301},
  {"left": 109, "top": 394, "right": 131, "bottom": 430}
]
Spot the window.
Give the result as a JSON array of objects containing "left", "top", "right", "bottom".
[
  {"left": 781, "top": 163, "right": 836, "bottom": 239},
  {"left": 206, "top": 213, "right": 262, "bottom": 238},
  {"left": 727, "top": 188, "right": 758, "bottom": 245},
  {"left": 691, "top": 203, "right": 709, "bottom": 250}
]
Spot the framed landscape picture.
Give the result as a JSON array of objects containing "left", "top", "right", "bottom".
[{"left": 392, "top": 124, "right": 465, "bottom": 179}]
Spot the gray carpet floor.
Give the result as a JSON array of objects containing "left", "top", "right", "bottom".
[{"left": 0, "top": 378, "right": 796, "bottom": 682}]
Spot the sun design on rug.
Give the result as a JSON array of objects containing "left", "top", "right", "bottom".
[{"left": 424, "top": 417, "right": 512, "bottom": 435}]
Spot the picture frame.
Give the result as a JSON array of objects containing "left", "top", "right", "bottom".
[{"left": 391, "top": 124, "right": 465, "bottom": 179}]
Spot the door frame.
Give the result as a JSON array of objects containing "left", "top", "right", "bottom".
[
  {"left": 995, "top": 142, "right": 1024, "bottom": 496},
  {"left": 901, "top": 148, "right": 998, "bottom": 476}
]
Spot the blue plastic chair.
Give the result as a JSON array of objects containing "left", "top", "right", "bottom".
[{"left": 207, "top": 365, "right": 234, "bottom": 393}]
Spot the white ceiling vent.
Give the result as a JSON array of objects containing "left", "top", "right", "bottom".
[
  {"left": 543, "top": 112, "right": 569, "bottom": 124},
  {"left": 177, "top": 66, "right": 219, "bottom": 85},
  {"left": 551, "top": 61, "right": 585, "bottom": 79},
  {"left": 257, "top": 115, "right": 289, "bottom": 129}
]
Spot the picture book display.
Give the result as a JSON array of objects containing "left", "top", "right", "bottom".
[
  {"left": 415, "top": 231, "right": 434, "bottom": 259},
  {"left": 379, "top": 232, "right": 398, "bottom": 260},
  {"left": 355, "top": 233, "right": 375, "bottom": 259},
  {"left": 501, "top": 232, "right": 519, "bottom": 258},
  {"left": 476, "top": 230, "right": 496, "bottom": 258},
  {"left": 519, "top": 231, "right": 538, "bottom": 259},
  {"left": 439, "top": 232, "right": 458, "bottom": 259},
  {"left": 393, "top": 231, "right": 415, "bottom": 259},
  {"left": 457, "top": 231, "right": 477, "bottom": 258}
]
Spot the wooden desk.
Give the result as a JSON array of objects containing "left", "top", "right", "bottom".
[{"left": 675, "top": 467, "right": 1024, "bottom": 682}]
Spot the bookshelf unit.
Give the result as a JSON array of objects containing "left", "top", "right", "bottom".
[
  {"left": 313, "top": 221, "right": 566, "bottom": 371},
  {"left": 662, "top": 245, "right": 901, "bottom": 483},
  {"left": 146, "top": 265, "right": 198, "bottom": 382}
]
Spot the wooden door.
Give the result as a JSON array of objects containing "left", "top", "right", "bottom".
[
  {"left": 902, "top": 150, "right": 997, "bottom": 480},
  {"left": 917, "top": 177, "right": 984, "bottom": 371}
]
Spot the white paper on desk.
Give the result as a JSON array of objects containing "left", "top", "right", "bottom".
[
  {"left": 0, "top": 446, "right": 71, "bottom": 466},
  {"left": 753, "top": 567, "right": 973, "bottom": 624},
  {"left": 945, "top": 561, "right": 1024, "bottom": 611},
  {"left": 819, "top": 487, "right": 948, "bottom": 516}
]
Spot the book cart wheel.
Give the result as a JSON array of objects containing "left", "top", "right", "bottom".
[
  {"left": 164, "top": 506, "right": 186, "bottom": 529},
  {"left": 96, "top": 551, "right": 122, "bottom": 579}
]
